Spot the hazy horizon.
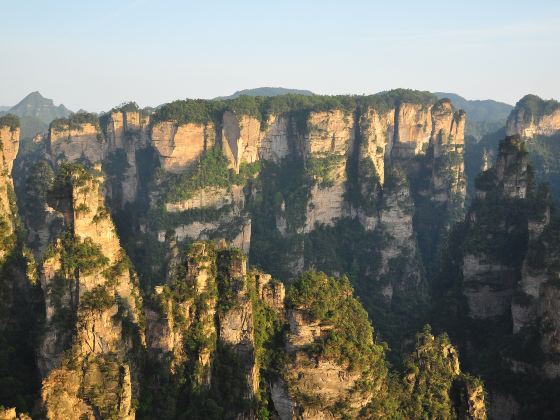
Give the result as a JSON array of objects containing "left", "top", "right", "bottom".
[{"left": 2, "top": 0, "right": 559, "bottom": 111}]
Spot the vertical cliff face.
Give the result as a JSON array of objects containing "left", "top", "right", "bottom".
[
  {"left": 222, "top": 111, "right": 262, "bottom": 173},
  {"left": 0, "top": 120, "right": 20, "bottom": 257},
  {"left": 304, "top": 110, "right": 355, "bottom": 231},
  {"left": 38, "top": 165, "right": 144, "bottom": 420},
  {"left": 506, "top": 95, "right": 560, "bottom": 138},
  {"left": 151, "top": 120, "right": 214, "bottom": 173},
  {"left": 392, "top": 102, "right": 433, "bottom": 158},
  {"left": 143, "top": 242, "right": 285, "bottom": 418},
  {"left": 104, "top": 110, "right": 150, "bottom": 207},
  {"left": 358, "top": 107, "right": 394, "bottom": 186},
  {"left": 0, "top": 116, "right": 41, "bottom": 417},
  {"left": 48, "top": 119, "right": 104, "bottom": 165},
  {"left": 2, "top": 93, "right": 481, "bottom": 417},
  {"left": 462, "top": 136, "right": 529, "bottom": 320},
  {"left": 144, "top": 244, "right": 484, "bottom": 419},
  {"left": 447, "top": 133, "right": 560, "bottom": 417}
]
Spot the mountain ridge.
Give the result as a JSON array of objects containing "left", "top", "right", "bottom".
[{"left": 215, "top": 86, "right": 315, "bottom": 99}]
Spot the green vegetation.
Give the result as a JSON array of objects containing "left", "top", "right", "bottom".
[
  {"left": 103, "top": 149, "right": 130, "bottom": 183},
  {"left": 49, "top": 112, "right": 103, "bottom": 142},
  {"left": 80, "top": 285, "right": 114, "bottom": 313},
  {"left": 400, "top": 326, "right": 472, "bottom": 419},
  {"left": 517, "top": 94, "right": 560, "bottom": 123},
  {"left": 0, "top": 114, "right": 20, "bottom": 132},
  {"left": 156, "top": 147, "right": 259, "bottom": 203},
  {"left": 21, "top": 161, "right": 54, "bottom": 230},
  {"left": 526, "top": 133, "right": 560, "bottom": 199},
  {"left": 151, "top": 90, "right": 437, "bottom": 130},
  {"left": 286, "top": 272, "right": 387, "bottom": 373},
  {"left": 463, "top": 192, "right": 529, "bottom": 265},
  {"left": 306, "top": 154, "right": 344, "bottom": 187},
  {"left": 48, "top": 233, "right": 110, "bottom": 277},
  {"left": 110, "top": 101, "right": 140, "bottom": 113}
]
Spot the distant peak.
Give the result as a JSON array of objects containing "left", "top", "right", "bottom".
[
  {"left": 26, "top": 91, "right": 44, "bottom": 98},
  {"left": 215, "top": 87, "right": 315, "bottom": 100}
]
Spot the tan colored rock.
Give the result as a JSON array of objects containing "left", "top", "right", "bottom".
[
  {"left": 393, "top": 103, "right": 432, "bottom": 158},
  {"left": 303, "top": 110, "right": 354, "bottom": 232},
  {"left": 507, "top": 107, "right": 560, "bottom": 138},
  {"left": 42, "top": 368, "right": 95, "bottom": 420},
  {"left": 304, "top": 181, "right": 346, "bottom": 232},
  {"left": 359, "top": 107, "right": 394, "bottom": 185},
  {"left": 48, "top": 123, "right": 104, "bottom": 164},
  {"left": 283, "top": 306, "right": 372, "bottom": 418},
  {"left": 305, "top": 110, "right": 355, "bottom": 157},
  {"left": 231, "top": 218, "right": 252, "bottom": 254},
  {"left": 103, "top": 110, "right": 150, "bottom": 206},
  {"left": 430, "top": 99, "right": 466, "bottom": 155},
  {"left": 0, "top": 124, "right": 20, "bottom": 259},
  {"left": 222, "top": 111, "right": 262, "bottom": 173},
  {"left": 165, "top": 185, "right": 244, "bottom": 211},
  {"left": 151, "top": 121, "right": 215, "bottom": 172},
  {"left": 254, "top": 271, "right": 285, "bottom": 313},
  {"left": 0, "top": 126, "right": 20, "bottom": 174},
  {"left": 259, "top": 114, "right": 291, "bottom": 162},
  {"left": 38, "top": 166, "right": 143, "bottom": 419}
]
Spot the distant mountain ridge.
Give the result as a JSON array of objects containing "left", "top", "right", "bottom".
[
  {"left": 0, "top": 91, "right": 72, "bottom": 139},
  {"left": 215, "top": 86, "right": 315, "bottom": 99},
  {"left": 434, "top": 92, "right": 512, "bottom": 122},
  {"left": 434, "top": 92, "right": 513, "bottom": 141},
  {"left": 8, "top": 91, "right": 71, "bottom": 124},
  {"left": 435, "top": 92, "right": 513, "bottom": 140}
]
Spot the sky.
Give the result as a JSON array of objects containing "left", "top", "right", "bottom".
[{"left": 1, "top": 0, "right": 559, "bottom": 112}]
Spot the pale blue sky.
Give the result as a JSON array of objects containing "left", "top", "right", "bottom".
[{"left": 1, "top": 0, "right": 559, "bottom": 111}]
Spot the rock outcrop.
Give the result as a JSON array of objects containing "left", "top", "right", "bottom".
[
  {"left": 143, "top": 242, "right": 283, "bottom": 418},
  {"left": 506, "top": 95, "right": 560, "bottom": 138},
  {"left": 38, "top": 164, "right": 144, "bottom": 419},
  {"left": 0, "top": 118, "right": 20, "bottom": 257},
  {"left": 103, "top": 109, "right": 150, "bottom": 206},
  {"left": 48, "top": 119, "right": 104, "bottom": 165},
  {"left": 462, "top": 136, "right": 530, "bottom": 319},
  {"left": 151, "top": 120, "right": 214, "bottom": 173}
]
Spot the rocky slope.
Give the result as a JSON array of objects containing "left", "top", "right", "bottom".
[
  {"left": 38, "top": 164, "right": 144, "bottom": 419},
  {"left": 506, "top": 95, "right": 560, "bottom": 138},
  {"left": 139, "top": 242, "right": 485, "bottom": 419}
]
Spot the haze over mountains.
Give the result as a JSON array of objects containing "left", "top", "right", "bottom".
[
  {"left": 0, "top": 91, "right": 72, "bottom": 139},
  {"left": 1, "top": 87, "right": 517, "bottom": 141}
]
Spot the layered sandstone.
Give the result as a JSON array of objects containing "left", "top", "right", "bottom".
[
  {"left": 39, "top": 166, "right": 143, "bottom": 419},
  {"left": 392, "top": 103, "right": 432, "bottom": 158},
  {"left": 104, "top": 110, "right": 150, "bottom": 206},
  {"left": 151, "top": 121, "right": 215, "bottom": 173},
  {"left": 0, "top": 123, "right": 20, "bottom": 257},
  {"left": 358, "top": 107, "right": 395, "bottom": 185},
  {"left": 48, "top": 123, "right": 104, "bottom": 165},
  {"left": 506, "top": 95, "right": 560, "bottom": 138},
  {"left": 304, "top": 110, "right": 355, "bottom": 231}
]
